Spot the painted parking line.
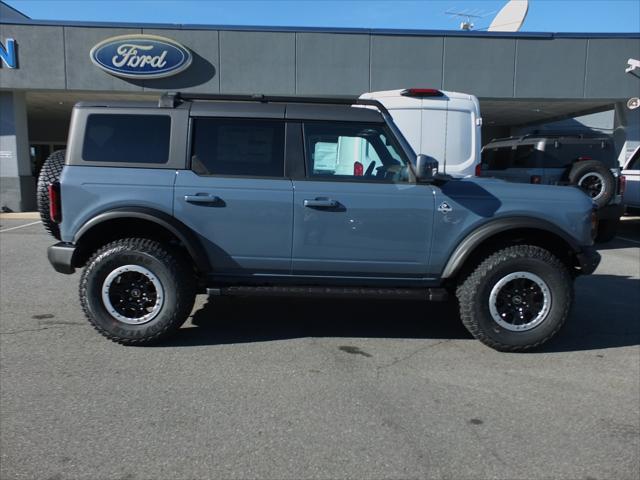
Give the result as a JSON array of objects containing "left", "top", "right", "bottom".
[
  {"left": 0, "top": 221, "right": 42, "bottom": 233},
  {"left": 615, "top": 236, "right": 640, "bottom": 245}
]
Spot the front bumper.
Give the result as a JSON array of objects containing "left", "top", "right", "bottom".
[
  {"left": 576, "top": 245, "right": 601, "bottom": 275},
  {"left": 47, "top": 242, "right": 76, "bottom": 274}
]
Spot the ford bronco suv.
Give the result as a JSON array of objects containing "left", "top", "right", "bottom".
[
  {"left": 38, "top": 91, "right": 600, "bottom": 351},
  {"left": 480, "top": 133, "right": 625, "bottom": 242}
]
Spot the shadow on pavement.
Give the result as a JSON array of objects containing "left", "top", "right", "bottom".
[
  {"left": 162, "top": 297, "right": 472, "bottom": 347},
  {"left": 156, "top": 273, "right": 639, "bottom": 353},
  {"left": 541, "top": 274, "right": 640, "bottom": 353},
  {"left": 596, "top": 216, "right": 640, "bottom": 251}
]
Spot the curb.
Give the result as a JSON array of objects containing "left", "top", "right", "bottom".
[{"left": 0, "top": 212, "right": 40, "bottom": 220}]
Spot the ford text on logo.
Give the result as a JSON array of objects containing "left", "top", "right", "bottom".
[{"left": 90, "top": 34, "right": 192, "bottom": 79}]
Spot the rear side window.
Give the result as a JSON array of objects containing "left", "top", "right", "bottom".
[
  {"left": 83, "top": 114, "right": 170, "bottom": 164},
  {"left": 482, "top": 147, "right": 512, "bottom": 170},
  {"left": 191, "top": 118, "right": 285, "bottom": 177},
  {"left": 482, "top": 145, "right": 539, "bottom": 169}
]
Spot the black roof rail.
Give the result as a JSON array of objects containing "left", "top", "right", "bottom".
[
  {"left": 158, "top": 91, "right": 391, "bottom": 116},
  {"left": 488, "top": 131, "right": 610, "bottom": 144}
]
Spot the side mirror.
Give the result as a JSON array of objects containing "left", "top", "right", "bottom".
[{"left": 416, "top": 154, "right": 439, "bottom": 181}]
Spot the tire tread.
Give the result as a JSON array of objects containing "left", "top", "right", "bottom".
[
  {"left": 456, "top": 245, "right": 572, "bottom": 352},
  {"left": 79, "top": 238, "right": 196, "bottom": 345}
]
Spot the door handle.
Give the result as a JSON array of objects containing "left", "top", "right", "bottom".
[
  {"left": 303, "top": 198, "right": 339, "bottom": 209},
  {"left": 184, "top": 194, "right": 222, "bottom": 204}
]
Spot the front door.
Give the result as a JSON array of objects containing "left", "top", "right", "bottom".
[
  {"left": 292, "top": 121, "right": 434, "bottom": 277},
  {"left": 174, "top": 117, "right": 292, "bottom": 274}
]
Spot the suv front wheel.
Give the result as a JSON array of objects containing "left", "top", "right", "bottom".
[
  {"left": 80, "top": 238, "right": 196, "bottom": 345},
  {"left": 456, "top": 245, "right": 573, "bottom": 352}
]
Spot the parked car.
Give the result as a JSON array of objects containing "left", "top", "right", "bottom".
[
  {"left": 622, "top": 145, "right": 640, "bottom": 212},
  {"left": 480, "top": 133, "right": 625, "bottom": 241},
  {"left": 37, "top": 91, "right": 600, "bottom": 352}
]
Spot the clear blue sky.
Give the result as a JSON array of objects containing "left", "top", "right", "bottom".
[{"left": 5, "top": 0, "right": 640, "bottom": 33}]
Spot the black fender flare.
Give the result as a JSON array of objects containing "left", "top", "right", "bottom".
[
  {"left": 440, "top": 216, "right": 581, "bottom": 279},
  {"left": 73, "top": 207, "right": 210, "bottom": 271}
]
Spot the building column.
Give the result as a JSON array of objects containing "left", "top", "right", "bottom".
[
  {"left": 614, "top": 101, "right": 640, "bottom": 166},
  {"left": 0, "top": 91, "right": 34, "bottom": 212}
]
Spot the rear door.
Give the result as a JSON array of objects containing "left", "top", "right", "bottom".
[
  {"left": 174, "top": 116, "right": 293, "bottom": 274},
  {"left": 291, "top": 121, "right": 435, "bottom": 277}
]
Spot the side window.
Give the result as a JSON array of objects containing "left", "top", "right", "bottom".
[
  {"left": 482, "top": 147, "right": 512, "bottom": 170},
  {"left": 512, "top": 145, "right": 537, "bottom": 168},
  {"left": 303, "top": 122, "right": 409, "bottom": 182},
  {"left": 82, "top": 114, "right": 171, "bottom": 164},
  {"left": 191, "top": 118, "right": 285, "bottom": 177}
]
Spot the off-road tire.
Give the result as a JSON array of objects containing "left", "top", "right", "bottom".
[
  {"left": 456, "top": 245, "right": 573, "bottom": 352},
  {"left": 568, "top": 160, "right": 615, "bottom": 208},
  {"left": 79, "top": 238, "right": 196, "bottom": 345},
  {"left": 595, "top": 218, "right": 619, "bottom": 243},
  {"left": 36, "top": 149, "right": 66, "bottom": 240}
]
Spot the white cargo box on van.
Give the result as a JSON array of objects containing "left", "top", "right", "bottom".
[{"left": 359, "top": 89, "right": 482, "bottom": 178}]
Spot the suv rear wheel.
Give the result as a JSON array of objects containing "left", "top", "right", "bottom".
[
  {"left": 568, "top": 160, "right": 615, "bottom": 208},
  {"left": 456, "top": 245, "right": 573, "bottom": 352},
  {"left": 79, "top": 238, "right": 196, "bottom": 345}
]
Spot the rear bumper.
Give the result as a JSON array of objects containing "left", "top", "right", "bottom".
[
  {"left": 47, "top": 242, "right": 76, "bottom": 274},
  {"left": 576, "top": 245, "right": 601, "bottom": 275}
]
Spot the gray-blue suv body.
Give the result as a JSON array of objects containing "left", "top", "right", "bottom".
[{"left": 40, "top": 93, "right": 600, "bottom": 351}]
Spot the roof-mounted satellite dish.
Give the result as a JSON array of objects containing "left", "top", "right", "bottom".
[{"left": 488, "top": 0, "right": 529, "bottom": 32}]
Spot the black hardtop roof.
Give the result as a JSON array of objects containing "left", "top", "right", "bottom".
[
  {"left": 74, "top": 92, "right": 387, "bottom": 123},
  {"left": 487, "top": 131, "right": 612, "bottom": 146}
]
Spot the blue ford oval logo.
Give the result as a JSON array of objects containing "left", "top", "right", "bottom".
[{"left": 90, "top": 34, "right": 192, "bottom": 79}]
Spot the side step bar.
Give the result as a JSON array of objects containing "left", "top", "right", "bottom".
[{"left": 206, "top": 286, "right": 449, "bottom": 302}]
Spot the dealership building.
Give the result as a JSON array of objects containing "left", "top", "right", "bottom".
[{"left": 1, "top": 1, "right": 639, "bottom": 211}]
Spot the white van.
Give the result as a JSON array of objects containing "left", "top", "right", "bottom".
[{"left": 360, "top": 88, "right": 482, "bottom": 178}]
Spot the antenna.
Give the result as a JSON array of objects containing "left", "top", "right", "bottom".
[
  {"left": 445, "top": 8, "right": 495, "bottom": 31},
  {"left": 488, "top": 0, "right": 529, "bottom": 32}
]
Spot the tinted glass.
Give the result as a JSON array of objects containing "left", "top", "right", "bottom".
[
  {"left": 304, "top": 122, "right": 409, "bottom": 182},
  {"left": 482, "top": 147, "right": 512, "bottom": 170},
  {"left": 512, "top": 145, "right": 537, "bottom": 168},
  {"left": 83, "top": 114, "right": 170, "bottom": 163},
  {"left": 191, "top": 118, "right": 284, "bottom": 177}
]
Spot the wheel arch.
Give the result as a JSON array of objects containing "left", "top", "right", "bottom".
[
  {"left": 441, "top": 217, "right": 582, "bottom": 281},
  {"left": 71, "top": 207, "right": 210, "bottom": 272}
]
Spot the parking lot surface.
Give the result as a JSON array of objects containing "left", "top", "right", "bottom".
[{"left": 1, "top": 217, "right": 639, "bottom": 480}]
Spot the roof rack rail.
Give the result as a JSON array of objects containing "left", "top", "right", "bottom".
[
  {"left": 158, "top": 91, "right": 391, "bottom": 116},
  {"left": 488, "top": 131, "right": 610, "bottom": 144}
]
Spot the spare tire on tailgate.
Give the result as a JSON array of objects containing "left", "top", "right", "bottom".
[
  {"left": 37, "top": 149, "right": 65, "bottom": 240},
  {"left": 568, "top": 160, "right": 615, "bottom": 208}
]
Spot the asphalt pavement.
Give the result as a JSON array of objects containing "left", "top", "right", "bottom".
[{"left": 1, "top": 216, "right": 639, "bottom": 480}]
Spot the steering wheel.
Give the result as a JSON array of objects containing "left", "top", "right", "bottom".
[{"left": 364, "top": 161, "right": 376, "bottom": 177}]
